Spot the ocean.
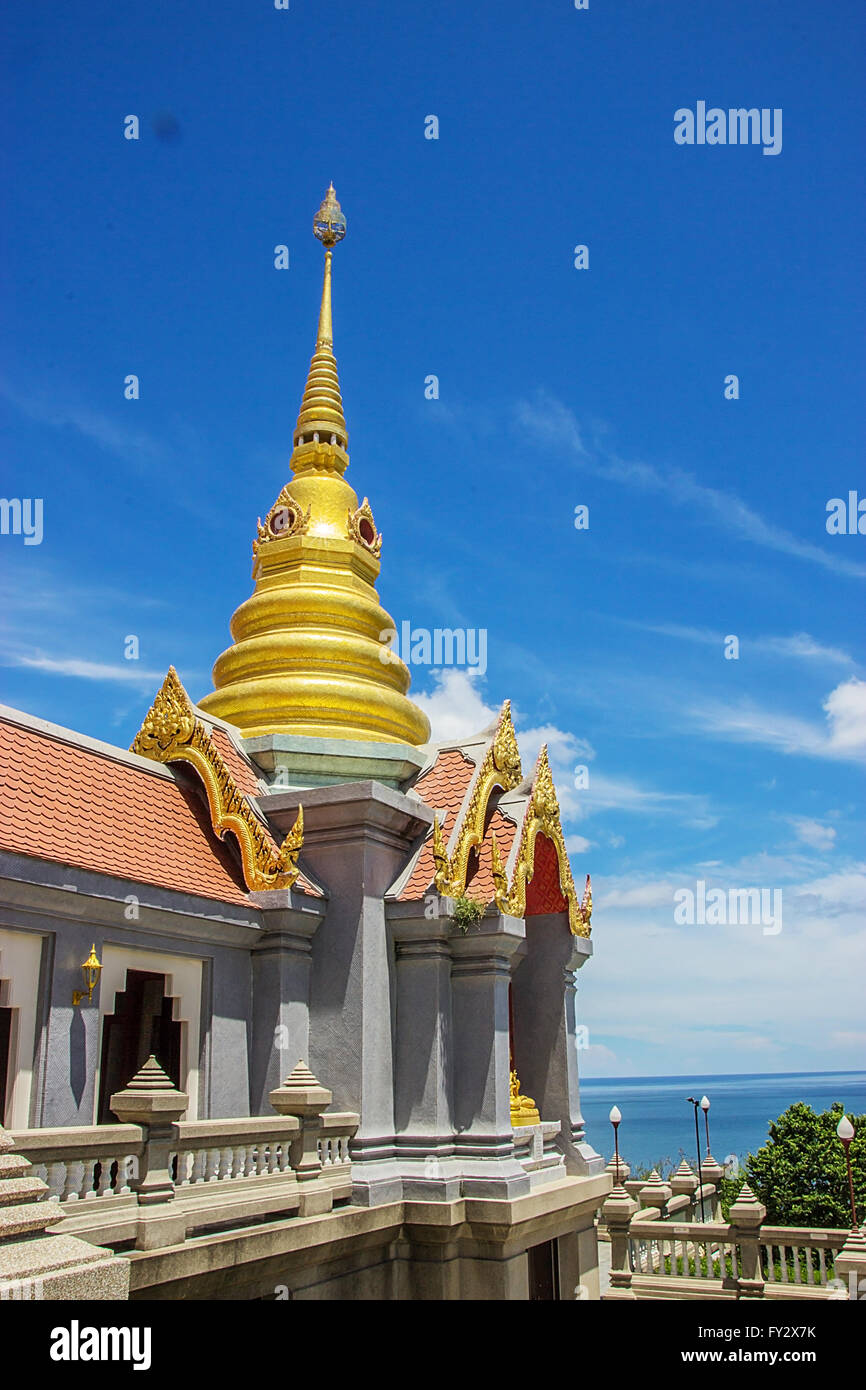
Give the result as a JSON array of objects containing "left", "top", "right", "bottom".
[{"left": 579, "top": 1070, "right": 866, "bottom": 1174}]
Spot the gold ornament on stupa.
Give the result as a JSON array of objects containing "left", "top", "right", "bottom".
[{"left": 199, "top": 186, "right": 430, "bottom": 747}]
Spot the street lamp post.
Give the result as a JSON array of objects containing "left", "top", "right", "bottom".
[
  {"left": 701, "top": 1095, "right": 711, "bottom": 1156},
  {"left": 687, "top": 1097, "right": 705, "bottom": 1221},
  {"left": 610, "top": 1105, "right": 623, "bottom": 1184},
  {"left": 836, "top": 1116, "right": 858, "bottom": 1229}
]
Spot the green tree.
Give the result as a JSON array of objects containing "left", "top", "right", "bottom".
[{"left": 742, "top": 1102, "right": 865, "bottom": 1229}]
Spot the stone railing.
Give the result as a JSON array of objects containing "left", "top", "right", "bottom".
[
  {"left": 12, "top": 1057, "right": 359, "bottom": 1254},
  {"left": 602, "top": 1170, "right": 863, "bottom": 1301}
]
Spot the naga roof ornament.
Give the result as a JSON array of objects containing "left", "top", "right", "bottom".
[
  {"left": 432, "top": 701, "right": 523, "bottom": 898},
  {"left": 131, "top": 667, "right": 304, "bottom": 892},
  {"left": 491, "top": 745, "right": 592, "bottom": 937}
]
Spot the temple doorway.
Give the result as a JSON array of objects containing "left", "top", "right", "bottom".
[
  {"left": 97, "top": 970, "right": 182, "bottom": 1124},
  {"left": 528, "top": 1239, "right": 561, "bottom": 1300}
]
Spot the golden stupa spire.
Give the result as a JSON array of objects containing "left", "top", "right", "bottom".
[
  {"left": 293, "top": 185, "right": 347, "bottom": 451},
  {"left": 198, "top": 186, "right": 431, "bottom": 749}
]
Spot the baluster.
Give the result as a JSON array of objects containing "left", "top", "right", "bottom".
[
  {"left": 232, "top": 1144, "right": 245, "bottom": 1178},
  {"left": 793, "top": 1245, "right": 802, "bottom": 1284},
  {"left": 817, "top": 1248, "right": 827, "bottom": 1284},
  {"left": 117, "top": 1154, "right": 133, "bottom": 1194},
  {"left": 95, "top": 1156, "right": 113, "bottom": 1197},
  {"left": 45, "top": 1160, "right": 64, "bottom": 1200},
  {"left": 779, "top": 1245, "right": 789, "bottom": 1282},
  {"left": 804, "top": 1247, "right": 815, "bottom": 1285}
]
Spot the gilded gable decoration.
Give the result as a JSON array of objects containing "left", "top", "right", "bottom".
[
  {"left": 491, "top": 745, "right": 592, "bottom": 937},
  {"left": 432, "top": 701, "right": 523, "bottom": 899},
  {"left": 131, "top": 667, "right": 304, "bottom": 892},
  {"left": 347, "top": 497, "right": 382, "bottom": 557},
  {"left": 253, "top": 486, "right": 312, "bottom": 555}
]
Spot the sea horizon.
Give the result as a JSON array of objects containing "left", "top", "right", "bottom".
[{"left": 579, "top": 1068, "right": 866, "bottom": 1174}]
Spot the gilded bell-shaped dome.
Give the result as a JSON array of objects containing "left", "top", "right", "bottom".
[{"left": 198, "top": 188, "right": 431, "bottom": 748}]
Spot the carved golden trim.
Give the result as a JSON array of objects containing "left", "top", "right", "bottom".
[
  {"left": 131, "top": 668, "right": 303, "bottom": 892},
  {"left": 491, "top": 745, "right": 592, "bottom": 937},
  {"left": 432, "top": 701, "right": 523, "bottom": 900},
  {"left": 347, "top": 496, "right": 382, "bottom": 557},
  {"left": 253, "top": 486, "right": 312, "bottom": 556}
]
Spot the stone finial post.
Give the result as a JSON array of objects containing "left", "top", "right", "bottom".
[
  {"left": 270, "top": 1060, "right": 333, "bottom": 1216},
  {"left": 700, "top": 1153, "right": 724, "bottom": 1219},
  {"left": 110, "top": 1055, "right": 188, "bottom": 1251},
  {"left": 0, "top": 1125, "right": 129, "bottom": 1299},
  {"left": 728, "top": 1182, "right": 766, "bottom": 1299},
  {"left": 834, "top": 1226, "right": 866, "bottom": 1302},
  {"left": 605, "top": 1153, "right": 630, "bottom": 1187},
  {"left": 602, "top": 1185, "right": 638, "bottom": 1300},
  {"left": 638, "top": 1169, "right": 672, "bottom": 1216},
  {"left": 670, "top": 1159, "right": 698, "bottom": 1205}
]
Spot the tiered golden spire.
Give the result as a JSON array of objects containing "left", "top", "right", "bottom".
[
  {"left": 293, "top": 185, "right": 348, "bottom": 452},
  {"left": 199, "top": 187, "right": 430, "bottom": 748}
]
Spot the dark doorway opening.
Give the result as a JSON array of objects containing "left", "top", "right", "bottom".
[
  {"left": 97, "top": 970, "right": 182, "bottom": 1124},
  {"left": 0, "top": 1005, "right": 12, "bottom": 1125},
  {"left": 528, "top": 1239, "right": 561, "bottom": 1300}
]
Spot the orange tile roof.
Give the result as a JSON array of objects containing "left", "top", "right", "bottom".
[
  {"left": 465, "top": 804, "right": 519, "bottom": 903},
  {"left": 399, "top": 747, "right": 476, "bottom": 899},
  {"left": 0, "top": 716, "right": 251, "bottom": 906}
]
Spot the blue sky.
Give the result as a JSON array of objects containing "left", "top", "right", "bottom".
[{"left": 2, "top": 0, "right": 864, "bottom": 1078}]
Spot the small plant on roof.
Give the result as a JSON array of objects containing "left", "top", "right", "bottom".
[{"left": 452, "top": 894, "right": 486, "bottom": 933}]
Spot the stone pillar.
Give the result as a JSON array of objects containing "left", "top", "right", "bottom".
[
  {"left": 270, "top": 1060, "right": 333, "bottom": 1217},
  {"left": 450, "top": 914, "right": 528, "bottom": 1198},
  {"left": 0, "top": 1125, "right": 129, "bottom": 1300},
  {"left": 510, "top": 916, "right": 602, "bottom": 1175},
  {"left": 110, "top": 1055, "right": 188, "bottom": 1251},
  {"left": 261, "top": 781, "right": 432, "bottom": 1168},
  {"left": 391, "top": 906, "right": 454, "bottom": 1157},
  {"left": 701, "top": 1153, "right": 724, "bottom": 1220},
  {"left": 729, "top": 1183, "right": 766, "bottom": 1299},
  {"left": 602, "top": 1185, "right": 638, "bottom": 1300},
  {"left": 248, "top": 892, "right": 325, "bottom": 1114},
  {"left": 834, "top": 1227, "right": 866, "bottom": 1301}
]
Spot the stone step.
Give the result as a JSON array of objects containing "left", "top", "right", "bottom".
[
  {"left": 0, "top": 1196, "right": 62, "bottom": 1240},
  {"left": 0, "top": 1174, "right": 50, "bottom": 1207},
  {"left": 0, "top": 1154, "right": 33, "bottom": 1180}
]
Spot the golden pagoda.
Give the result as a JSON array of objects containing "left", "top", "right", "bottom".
[{"left": 199, "top": 186, "right": 431, "bottom": 748}]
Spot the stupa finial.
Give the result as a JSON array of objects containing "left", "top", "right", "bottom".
[{"left": 294, "top": 184, "right": 348, "bottom": 449}]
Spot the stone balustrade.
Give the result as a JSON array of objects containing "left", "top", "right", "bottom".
[
  {"left": 602, "top": 1173, "right": 863, "bottom": 1300},
  {"left": 11, "top": 1056, "right": 359, "bottom": 1256}
]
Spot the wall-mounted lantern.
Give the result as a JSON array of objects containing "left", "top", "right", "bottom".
[{"left": 72, "top": 943, "right": 102, "bottom": 1006}]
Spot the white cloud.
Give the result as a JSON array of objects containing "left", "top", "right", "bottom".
[
  {"left": 692, "top": 677, "right": 866, "bottom": 764},
  {"left": 566, "top": 833, "right": 592, "bottom": 854},
  {"left": 789, "top": 818, "right": 836, "bottom": 852},
  {"left": 414, "top": 668, "right": 500, "bottom": 743}
]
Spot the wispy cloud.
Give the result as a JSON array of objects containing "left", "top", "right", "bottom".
[
  {"left": 515, "top": 391, "right": 866, "bottom": 580},
  {"left": 789, "top": 818, "right": 836, "bottom": 852},
  {"left": 607, "top": 618, "right": 856, "bottom": 668},
  {"left": 0, "top": 649, "right": 166, "bottom": 686},
  {"left": 0, "top": 376, "right": 167, "bottom": 469},
  {"left": 692, "top": 676, "right": 866, "bottom": 764}
]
